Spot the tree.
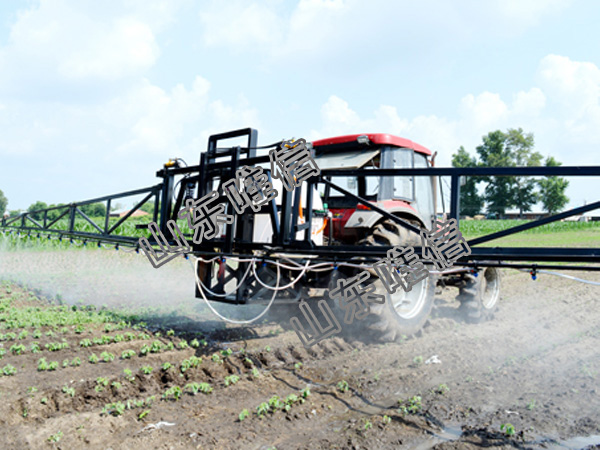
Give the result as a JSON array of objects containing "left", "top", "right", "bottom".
[
  {"left": 475, "top": 128, "right": 541, "bottom": 217},
  {"left": 80, "top": 203, "right": 107, "bottom": 217},
  {"left": 0, "top": 189, "right": 7, "bottom": 217},
  {"left": 451, "top": 146, "right": 483, "bottom": 216},
  {"left": 27, "top": 201, "right": 48, "bottom": 221},
  {"left": 506, "top": 128, "right": 542, "bottom": 217},
  {"left": 538, "top": 156, "right": 569, "bottom": 214}
]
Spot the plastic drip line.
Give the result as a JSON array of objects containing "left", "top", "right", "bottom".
[
  {"left": 192, "top": 257, "right": 280, "bottom": 325},
  {"left": 519, "top": 268, "right": 600, "bottom": 286}
]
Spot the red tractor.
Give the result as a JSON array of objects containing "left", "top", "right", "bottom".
[{"left": 308, "top": 133, "right": 500, "bottom": 341}]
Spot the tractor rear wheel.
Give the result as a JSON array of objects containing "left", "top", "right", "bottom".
[
  {"left": 351, "top": 219, "right": 437, "bottom": 343},
  {"left": 457, "top": 267, "right": 501, "bottom": 323}
]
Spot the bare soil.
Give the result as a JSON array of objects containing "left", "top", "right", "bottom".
[{"left": 0, "top": 250, "right": 600, "bottom": 449}]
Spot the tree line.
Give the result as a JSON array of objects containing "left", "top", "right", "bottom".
[{"left": 451, "top": 128, "right": 569, "bottom": 217}]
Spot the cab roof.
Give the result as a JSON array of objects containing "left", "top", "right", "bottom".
[{"left": 311, "top": 133, "right": 432, "bottom": 156}]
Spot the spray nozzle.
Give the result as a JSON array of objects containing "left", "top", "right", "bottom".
[{"left": 530, "top": 267, "right": 537, "bottom": 281}]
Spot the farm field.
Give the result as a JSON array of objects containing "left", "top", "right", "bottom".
[
  {"left": 459, "top": 219, "right": 600, "bottom": 248},
  {"left": 0, "top": 238, "right": 599, "bottom": 449}
]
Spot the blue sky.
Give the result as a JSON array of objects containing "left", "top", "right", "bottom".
[{"left": 1, "top": 0, "right": 599, "bottom": 212}]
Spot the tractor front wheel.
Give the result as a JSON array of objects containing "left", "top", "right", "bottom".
[{"left": 457, "top": 267, "right": 501, "bottom": 323}]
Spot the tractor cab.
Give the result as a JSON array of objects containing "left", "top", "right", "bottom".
[{"left": 312, "top": 133, "right": 436, "bottom": 243}]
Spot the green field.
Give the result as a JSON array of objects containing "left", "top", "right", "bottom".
[{"left": 460, "top": 219, "right": 600, "bottom": 247}]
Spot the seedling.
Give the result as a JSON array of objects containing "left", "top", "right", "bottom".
[
  {"left": 47, "top": 431, "right": 63, "bottom": 443},
  {"left": 30, "top": 343, "right": 40, "bottom": 353},
  {"left": 38, "top": 358, "right": 48, "bottom": 371},
  {"left": 435, "top": 384, "right": 450, "bottom": 395},
  {"left": 211, "top": 354, "right": 222, "bottom": 364},
  {"left": 301, "top": 387, "right": 311, "bottom": 399},
  {"left": 48, "top": 361, "right": 58, "bottom": 371},
  {"left": 166, "top": 342, "right": 174, "bottom": 351},
  {"left": 269, "top": 396, "right": 285, "bottom": 410},
  {"left": 32, "top": 329, "right": 42, "bottom": 339},
  {"left": 166, "top": 329, "right": 175, "bottom": 336},
  {"left": 139, "top": 344, "right": 150, "bottom": 356},
  {"left": 337, "top": 380, "right": 349, "bottom": 393},
  {"left": 138, "top": 410, "right": 150, "bottom": 420},
  {"left": 163, "top": 386, "right": 183, "bottom": 401},
  {"left": 150, "top": 340, "right": 162, "bottom": 353},
  {"left": 121, "top": 350, "right": 136, "bottom": 359},
  {"left": 62, "top": 385, "right": 75, "bottom": 397},
  {"left": 251, "top": 368, "right": 260, "bottom": 378},
  {"left": 413, "top": 356, "right": 423, "bottom": 365},
  {"left": 111, "top": 382, "right": 122, "bottom": 390},
  {"left": 398, "top": 396, "right": 422, "bottom": 415},
  {"left": 221, "top": 348, "right": 233, "bottom": 357},
  {"left": 264, "top": 346, "right": 271, "bottom": 352},
  {"left": 180, "top": 355, "right": 201, "bottom": 373},
  {"left": 256, "top": 402, "right": 270, "bottom": 418},
  {"left": 62, "top": 359, "right": 69, "bottom": 368},
  {"left": 123, "top": 368, "right": 135, "bottom": 382},
  {"left": 224, "top": 375, "right": 240, "bottom": 387},
  {"left": 190, "top": 338, "right": 200, "bottom": 348},
  {"left": 197, "top": 382, "right": 212, "bottom": 394},
  {"left": 239, "top": 408, "right": 249, "bottom": 421},
  {"left": 10, "top": 343, "right": 26, "bottom": 355},
  {"left": 100, "top": 351, "right": 115, "bottom": 362},
  {"left": 95, "top": 377, "right": 109, "bottom": 392},
  {"left": 161, "top": 362, "right": 172, "bottom": 371},
  {"left": 526, "top": 399, "right": 536, "bottom": 410},
  {"left": 70, "top": 357, "right": 81, "bottom": 367},
  {"left": 501, "top": 423, "right": 516, "bottom": 437},
  {"left": 2, "top": 364, "right": 16, "bottom": 376},
  {"left": 284, "top": 394, "right": 301, "bottom": 411},
  {"left": 80, "top": 339, "right": 92, "bottom": 348},
  {"left": 89, "top": 353, "right": 99, "bottom": 364},
  {"left": 294, "top": 362, "right": 303, "bottom": 370},
  {"left": 41, "top": 397, "right": 48, "bottom": 405},
  {"left": 178, "top": 340, "right": 189, "bottom": 350},
  {"left": 113, "top": 334, "right": 124, "bottom": 343},
  {"left": 140, "top": 366, "right": 153, "bottom": 375},
  {"left": 382, "top": 415, "right": 391, "bottom": 425},
  {"left": 103, "top": 401, "right": 126, "bottom": 416},
  {"left": 74, "top": 325, "right": 85, "bottom": 334},
  {"left": 363, "top": 420, "right": 373, "bottom": 431}
]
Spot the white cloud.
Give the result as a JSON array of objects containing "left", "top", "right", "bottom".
[
  {"left": 0, "top": 0, "right": 162, "bottom": 89},
  {"left": 494, "top": 0, "right": 572, "bottom": 27},
  {"left": 59, "top": 18, "right": 159, "bottom": 80},
  {"left": 459, "top": 92, "right": 509, "bottom": 129},
  {"left": 537, "top": 54, "right": 600, "bottom": 144},
  {"left": 199, "top": 2, "right": 282, "bottom": 49},
  {"left": 512, "top": 88, "right": 546, "bottom": 117},
  {"left": 196, "top": 0, "right": 572, "bottom": 63}
]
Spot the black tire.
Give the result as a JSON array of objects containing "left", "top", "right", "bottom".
[
  {"left": 347, "top": 218, "right": 437, "bottom": 343},
  {"left": 457, "top": 267, "right": 501, "bottom": 323}
]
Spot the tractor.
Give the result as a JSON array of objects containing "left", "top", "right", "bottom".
[{"left": 293, "top": 133, "right": 501, "bottom": 341}]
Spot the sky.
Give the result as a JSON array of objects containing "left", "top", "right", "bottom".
[{"left": 1, "top": 0, "right": 599, "bottom": 212}]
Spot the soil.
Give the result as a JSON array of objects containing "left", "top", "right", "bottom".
[{"left": 0, "top": 248, "right": 600, "bottom": 449}]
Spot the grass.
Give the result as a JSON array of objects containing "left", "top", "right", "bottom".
[{"left": 460, "top": 219, "right": 600, "bottom": 247}]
